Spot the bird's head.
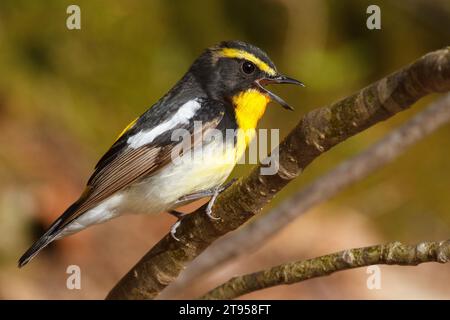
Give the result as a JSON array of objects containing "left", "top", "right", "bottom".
[{"left": 190, "top": 40, "right": 304, "bottom": 113}]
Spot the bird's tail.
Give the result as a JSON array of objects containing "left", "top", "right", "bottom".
[
  {"left": 18, "top": 218, "right": 64, "bottom": 268},
  {"left": 18, "top": 197, "right": 84, "bottom": 268}
]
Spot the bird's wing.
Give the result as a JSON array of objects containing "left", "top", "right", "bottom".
[{"left": 58, "top": 98, "right": 226, "bottom": 229}]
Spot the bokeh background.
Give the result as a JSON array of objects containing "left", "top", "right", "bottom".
[{"left": 0, "top": 0, "right": 449, "bottom": 299}]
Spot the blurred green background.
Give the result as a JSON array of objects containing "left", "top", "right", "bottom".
[{"left": 0, "top": 0, "right": 449, "bottom": 299}]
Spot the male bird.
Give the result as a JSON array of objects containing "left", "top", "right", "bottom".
[{"left": 18, "top": 40, "right": 303, "bottom": 267}]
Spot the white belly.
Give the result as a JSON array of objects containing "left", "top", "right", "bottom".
[
  {"left": 123, "top": 140, "right": 237, "bottom": 214},
  {"left": 60, "top": 139, "right": 238, "bottom": 237}
]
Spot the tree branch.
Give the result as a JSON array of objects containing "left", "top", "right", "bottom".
[
  {"left": 200, "top": 240, "right": 450, "bottom": 300},
  {"left": 159, "top": 91, "right": 450, "bottom": 299},
  {"left": 106, "top": 47, "right": 450, "bottom": 300}
]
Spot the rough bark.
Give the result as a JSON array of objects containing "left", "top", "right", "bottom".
[
  {"left": 106, "top": 47, "right": 450, "bottom": 300},
  {"left": 201, "top": 240, "right": 450, "bottom": 300},
  {"left": 160, "top": 92, "right": 450, "bottom": 299}
]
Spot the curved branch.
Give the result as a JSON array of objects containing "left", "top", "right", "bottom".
[
  {"left": 159, "top": 92, "right": 450, "bottom": 299},
  {"left": 106, "top": 47, "right": 450, "bottom": 300},
  {"left": 200, "top": 240, "right": 450, "bottom": 300}
]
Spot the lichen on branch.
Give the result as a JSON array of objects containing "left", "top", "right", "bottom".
[{"left": 200, "top": 240, "right": 450, "bottom": 300}]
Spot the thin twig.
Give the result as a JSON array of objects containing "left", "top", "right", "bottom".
[{"left": 200, "top": 240, "right": 450, "bottom": 299}]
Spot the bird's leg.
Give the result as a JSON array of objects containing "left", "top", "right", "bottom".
[
  {"left": 205, "top": 178, "right": 237, "bottom": 220},
  {"left": 170, "top": 178, "right": 237, "bottom": 240},
  {"left": 167, "top": 209, "right": 184, "bottom": 220},
  {"left": 175, "top": 178, "right": 237, "bottom": 205},
  {"left": 218, "top": 178, "right": 238, "bottom": 192},
  {"left": 168, "top": 210, "right": 185, "bottom": 241},
  {"left": 205, "top": 186, "right": 222, "bottom": 220}
]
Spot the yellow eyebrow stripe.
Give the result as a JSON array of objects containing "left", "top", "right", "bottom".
[
  {"left": 115, "top": 117, "right": 138, "bottom": 142},
  {"left": 217, "top": 48, "right": 276, "bottom": 76}
]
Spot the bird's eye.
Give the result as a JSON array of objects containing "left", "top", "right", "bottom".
[{"left": 241, "top": 61, "right": 256, "bottom": 74}]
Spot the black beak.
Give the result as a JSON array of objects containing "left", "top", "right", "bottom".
[{"left": 255, "top": 75, "right": 304, "bottom": 111}]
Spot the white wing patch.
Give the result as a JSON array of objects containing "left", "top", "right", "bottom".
[{"left": 127, "top": 99, "right": 201, "bottom": 149}]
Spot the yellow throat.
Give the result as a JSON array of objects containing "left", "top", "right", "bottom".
[{"left": 232, "top": 88, "right": 270, "bottom": 157}]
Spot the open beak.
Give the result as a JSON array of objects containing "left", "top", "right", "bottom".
[{"left": 255, "top": 75, "right": 305, "bottom": 111}]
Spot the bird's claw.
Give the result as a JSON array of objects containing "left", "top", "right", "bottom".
[
  {"left": 205, "top": 178, "right": 237, "bottom": 220},
  {"left": 205, "top": 188, "right": 221, "bottom": 220},
  {"left": 171, "top": 179, "right": 238, "bottom": 235},
  {"left": 170, "top": 220, "right": 181, "bottom": 241}
]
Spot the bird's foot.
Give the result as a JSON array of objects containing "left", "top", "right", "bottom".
[
  {"left": 170, "top": 179, "right": 238, "bottom": 239},
  {"left": 168, "top": 210, "right": 185, "bottom": 241},
  {"left": 168, "top": 209, "right": 184, "bottom": 220},
  {"left": 175, "top": 178, "right": 237, "bottom": 205},
  {"left": 205, "top": 178, "right": 237, "bottom": 220},
  {"left": 218, "top": 178, "right": 238, "bottom": 193}
]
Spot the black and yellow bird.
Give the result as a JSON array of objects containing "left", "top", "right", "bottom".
[{"left": 18, "top": 40, "right": 303, "bottom": 267}]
